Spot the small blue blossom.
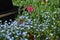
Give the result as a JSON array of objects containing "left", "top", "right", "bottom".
[
  {"left": 11, "top": 21, "right": 18, "bottom": 26},
  {"left": 0, "top": 34, "right": 2, "bottom": 37},
  {"left": 22, "top": 32, "right": 27, "bottom": 36},
  {"left": 19, "top": 15, "right": 25, "bottom": 19},
  {"left": 20, "top": 23, "right": 25, "bottom": 27}
]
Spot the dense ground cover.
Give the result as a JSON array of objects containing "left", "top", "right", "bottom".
[{"left": 0, "top": 0, "right": 60, "bottom": 40}]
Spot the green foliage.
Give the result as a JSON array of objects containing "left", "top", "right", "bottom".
[
  {"left": 12, "top": 0, "right": 60, "bottom": 40},
  {"left": 0, "top": 0, "right": 59, "bottom": 40}
]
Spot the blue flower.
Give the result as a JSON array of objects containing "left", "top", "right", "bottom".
[
  {"left": 22, "top": 32, "right": 27, "bottom": 36},
  {"left": 0, "top": 34, "right": 2, "bottom": 37},
  {"left": 19, "top": 23, "right": 25, "bottom": 27},
  {"left": 11, "top": 21, "right": 18, "bottom": 26}
]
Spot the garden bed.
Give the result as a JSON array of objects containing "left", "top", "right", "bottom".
[{"left": 0, "top": 0, "right": 60, "bottom": 40}]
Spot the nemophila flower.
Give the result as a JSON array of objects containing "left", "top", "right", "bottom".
[
  {"left": 4, "top": 23, "right": 8, "bottom": 25},
  {"left": 11, "top": 21, "right": 18, "bottom": 26},
  {"left": 27, "top": 21, "right": 33, "bottom": 25},
  {"left": 5, "top": 20, "right": 8, "bottom": 23},
  {"left": 25, "top": 38, "right": 28, "bottom": 40},
  {"left": 11, "top": 37, "right": 14, "bottom": 40},
  {"left": 9, "top": 38, "right": 13, "bottom": 40},
  {"left": 46, "top": 37, "right": 49, "bottom": 40},
  {"left": 0, "top": 20, "right": 2, "bottom": 23},
  {"left": 8, "top": 32, "right": 12, "bottom": 35},
  {"left": 26, "top": 16, "right": 30, "bottom": 19},
  {"left": 0, "top": 34, "right": 2, "bottom": 37},
  {"left": 20, "top": 23, "right": 25, "bottom": 27},
  {"left": 22, "top": 32, "right": 27, "bottom": 36},
  {"left": 9, "top": 19, "right": 12, "bottom": 21},
  {"left": 19, "top": 16, "right": 25, "bottom": 19},
  {"left": 26, "top": 6, "right": 34, "bottom": 12},
  {"left": 5, "top": 35, "right": 11, "bottom": 39},
  {"left": 25, "top": 25, "right": 30, "bottom": 29}
]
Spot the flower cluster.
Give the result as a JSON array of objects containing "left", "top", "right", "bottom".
[{"left": 0, "top": 0, "right": 60, "bottom": 40}]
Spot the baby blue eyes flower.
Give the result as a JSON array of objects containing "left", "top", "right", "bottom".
[
  {"left": 9, "top": 38, "right": 13, "bottom": 40},
  {"left": 20, "top": 38, "right": 23, "bottom": 40},
  {"left": 1, "top": 30, "right": 5, "bottom": 32},
  {"left": 5, "top": 21, "right": 7, "bottom": 23},
  {"left": 6, "top": 35, "right": 11, "bottom": 39},
  {"left": 0, "top": 20, "right": 2, "bottom": 23},
  {"left": 29, "top": 21, "right": 33, "bottom": 25},
  {"left": 0, "top": 34, "right": 2, "bottom": 37},
  {"left": 8, "top": 32, "right": 12, "bottom": 35},
  {"left": 25, "top": 39, "right": 28, "bottom": 40},
  {"left": 11, "top": 21, "right": 18, "bottom": 26},
  {"left": 20, "top": 23, "right": 25, "bottom": 27},
  {"left": 9, "top": 19, "right": 12, "bottom": 21},
  {"left": 19, "top": 16, "right": 25, "bottom": 19},
  {"left": 22, "top": 32, "right": 27, "bottom": 36}
]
